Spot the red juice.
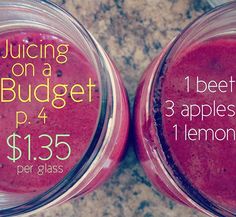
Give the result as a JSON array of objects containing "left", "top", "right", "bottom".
[
  {"left": 162, "top": 36, "right": 236, "bottom": 207},
  {"left": 161, "top": 36, "right": 236, "bottom": 209},
  {"left": 0, "top": 31, "right": 100, "bottom": 193}
]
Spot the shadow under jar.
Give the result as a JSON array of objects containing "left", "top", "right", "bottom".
[
  {"left": 135, "top": 3, "right": 236, "bottom": 217},
  {"left": 0, "top": 0, "right": 129, "bottom": 216}
]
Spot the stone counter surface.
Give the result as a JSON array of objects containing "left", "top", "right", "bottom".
[{"left": 31, "top": 1, "right": 212, "bottom": 217}]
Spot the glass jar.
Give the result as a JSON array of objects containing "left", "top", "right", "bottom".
[
  {"left": 207, "top": 0, "right": 232, "bottom": 7},
  {"left": 135, "top": 3, "right": 236, "bottom": 217},
  {"left": 0, "top": 0, "right": 129, "bottom": 216}
]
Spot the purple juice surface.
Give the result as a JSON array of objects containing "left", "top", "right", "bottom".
[
  {"left": 160, "top": 36, "right": 236, "bottom": 208},
  {"left": 0, "top": 31, "right": 100, "bottom": 193}
]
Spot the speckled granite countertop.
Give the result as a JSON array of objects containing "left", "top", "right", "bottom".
[{"left": 31, "top": 1, "right": 213, "bottom": 217}]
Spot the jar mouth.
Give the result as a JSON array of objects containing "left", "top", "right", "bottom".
[
  {"left": 0, "top": 0, "right": 114, "bottom": 216},
  {"left": 151, "top": 2, "right": 236, "bottom": 216},
  {"left": 207, "top": 0, "right": 233, "bottom": 7}
]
